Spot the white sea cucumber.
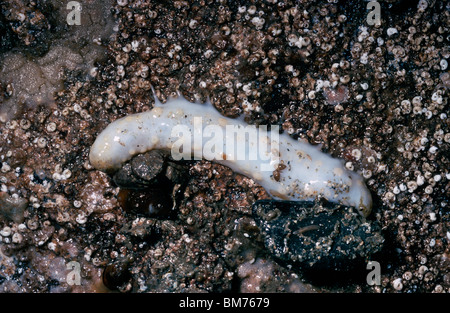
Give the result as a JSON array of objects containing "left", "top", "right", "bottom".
[{"left": 89, "top": 94, "right": 372, "bottom": 217}]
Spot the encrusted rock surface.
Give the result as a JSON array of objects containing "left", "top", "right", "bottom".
[{"left": 0, "top": 0, "right": 448, "bottom": 293}]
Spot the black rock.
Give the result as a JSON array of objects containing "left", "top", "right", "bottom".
[
  {"left": 252, "top": 199, "right": 384, "bottom": 272},
  {"left": 130, "top": 150, "right": 167, "bottom": 182},
  {"left": 113, "top": 163, "right": 149, "bottom": 190}
]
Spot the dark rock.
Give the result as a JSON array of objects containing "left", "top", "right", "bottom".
[
  {"left": 113, "top": 163, "right": 149, "bottom": 190},
  {"left": 130, "top": 150, "right": 167, "bottom": 182},
  {"left": 253, "top": 199, "right": 384, "bottom": 272}
]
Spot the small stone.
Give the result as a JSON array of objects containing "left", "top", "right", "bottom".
[{"left": 131, "top": 150, "right": 167, "bottom": 182}]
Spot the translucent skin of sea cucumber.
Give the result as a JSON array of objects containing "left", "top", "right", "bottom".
[{"left": 90, "top": 96, "right": 372, "bottom": 217}]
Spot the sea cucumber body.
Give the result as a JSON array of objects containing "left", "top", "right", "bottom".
[{"left": 90, "top": 96, "right": 372, "bottom": 217}]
